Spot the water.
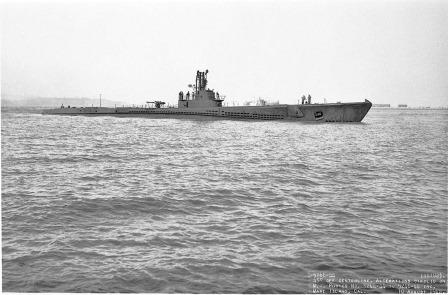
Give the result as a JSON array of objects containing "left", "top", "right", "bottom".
[{"left": 2, "top": 108, "right": 447, "bottom": 293}]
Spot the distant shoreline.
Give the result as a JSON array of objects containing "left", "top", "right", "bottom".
[
  {"left": 371, "top": 107, "right": 448, "bottom": 110},
  {"left": 2, "top": 106, "right": 447, "bottom": 114}
]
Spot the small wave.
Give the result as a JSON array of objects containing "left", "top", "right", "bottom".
[
  {"left": 315, "top": 263, "right": 335, "bottom": 271},
  {"left": 243, "top": 285, "right": 295, "bottom": 294}
]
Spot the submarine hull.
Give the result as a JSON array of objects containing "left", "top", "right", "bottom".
[{"left": 42, "top": 100, "right": 372, "bottom": 122}]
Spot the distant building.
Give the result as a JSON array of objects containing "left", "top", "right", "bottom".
[
  {"left": 373, "top": 104, "right": 391, "bottom": 108},
  {"left": 398, "top": 104, "right": 408, "bottom": 108}
]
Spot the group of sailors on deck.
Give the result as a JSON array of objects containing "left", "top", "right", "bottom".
[
  {"left": 301, "top": 94, "right": 312, "bottom": 104},
  {"left": 179, "top": 91, "right": 191, "bottom": 100},
  {"left": 179, "top": 91, "right": 220, "bottom": 101}
]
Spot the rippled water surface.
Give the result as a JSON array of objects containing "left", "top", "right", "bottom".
[{"left": 2, "top": 108, "right": 447, "bottom": 293}]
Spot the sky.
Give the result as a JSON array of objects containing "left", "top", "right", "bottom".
[{"left": 1, "top": 0, "right": 448, "bottom": 107}]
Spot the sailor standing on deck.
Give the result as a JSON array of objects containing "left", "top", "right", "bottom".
[
  {"left": 307, "top": 94, "right": 312, "bottom": 104},
  {"left": 301, "top": 95, "right": 306, "bottom": 104}
]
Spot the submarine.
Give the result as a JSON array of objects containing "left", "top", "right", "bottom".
[{"left": 42, "top": 70, "right": 372, "bottom": 122}]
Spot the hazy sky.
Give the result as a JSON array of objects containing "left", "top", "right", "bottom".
[{"left": 2, "top": 0, "right": 448, "bottom": 107}]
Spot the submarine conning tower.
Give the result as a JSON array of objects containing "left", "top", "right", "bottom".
[{"left": 178, "top": 70, "right": 224, "bottom": 108}]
